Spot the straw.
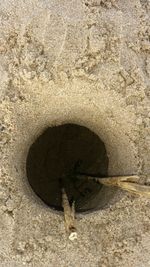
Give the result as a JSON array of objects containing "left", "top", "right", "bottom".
[
  {"left": 61, "top": 187, "right": 77, "bottom": 241},
  {"left": 77, "top": 175, "right": 150, "bottom": 198}
]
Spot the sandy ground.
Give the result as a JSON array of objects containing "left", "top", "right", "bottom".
[{"left": 0, "top": 0, "right": 150, "bottom": 266}]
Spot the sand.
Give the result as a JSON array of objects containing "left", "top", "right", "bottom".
[{"left": 0, "top": 0, "right": 150, "bottom": 266}]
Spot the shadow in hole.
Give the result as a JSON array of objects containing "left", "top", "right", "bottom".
[{"left": 26, "top": 123, "right": 115, "bottom": 212}]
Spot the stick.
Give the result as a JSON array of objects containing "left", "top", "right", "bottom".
[
  {"left": 61, "top": 187, "right": 77, "bottom": 241},
  {"left": 77, "top": 175, "right": 150, "bottom": 198}
]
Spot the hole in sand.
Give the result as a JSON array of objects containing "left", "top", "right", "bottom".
[{"left": 26, "top": 123, "right": 110, "bottom": 212}]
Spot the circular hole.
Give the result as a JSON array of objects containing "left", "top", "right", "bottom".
[{"left": 26, "top": 123, "right": 113, "bottom": 212}]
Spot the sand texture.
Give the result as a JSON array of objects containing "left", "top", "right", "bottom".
[{"left": 0, "top": 0, "right": 150, "bottom": 266}]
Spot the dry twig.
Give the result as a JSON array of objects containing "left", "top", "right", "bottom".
[
  {"left": 61, "top": 187, "right": 77, "bottom": 241},
  {"left": 77, "top": 175, "right": 150, "bottom": 198}
]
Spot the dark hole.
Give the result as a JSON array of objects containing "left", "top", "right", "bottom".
[{"left": 26, "top": 123, "right": 110, "bottom": 212}]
